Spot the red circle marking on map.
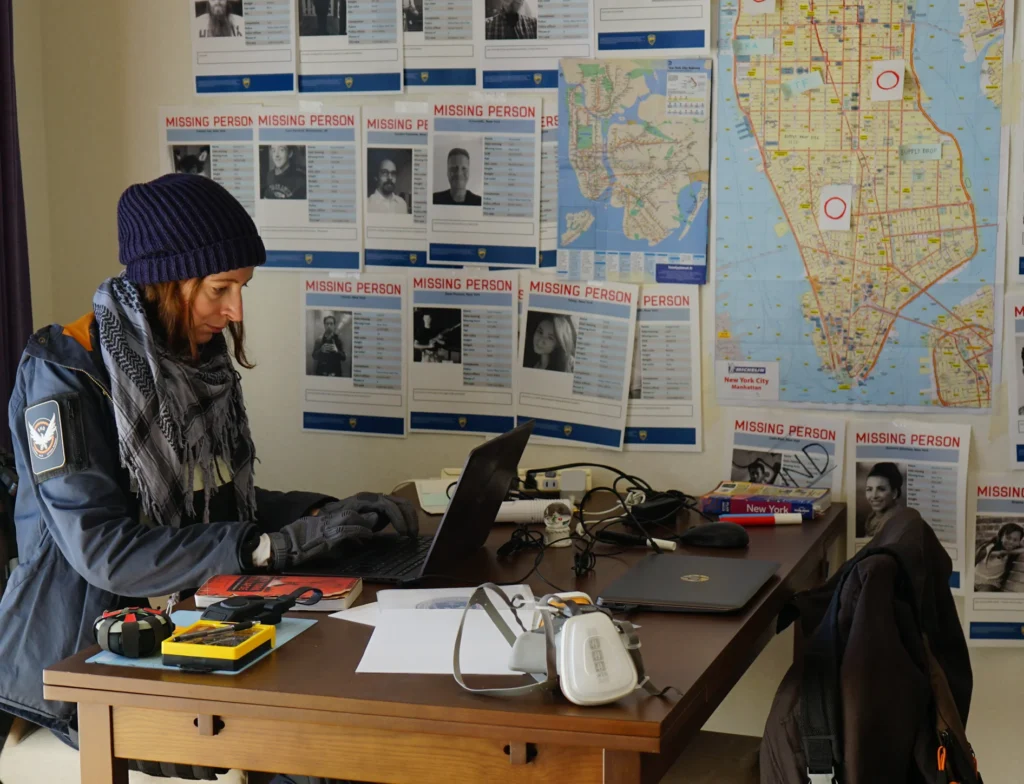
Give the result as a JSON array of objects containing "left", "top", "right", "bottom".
[
  {"left": 875, "top": 70, "right": 901, "bottom": 91},
  {"left": 752, "top": 0, "right": 767, "bottom": 5},
  {"left": 823, "top": 197, "right": 848, "bottom": 220}
]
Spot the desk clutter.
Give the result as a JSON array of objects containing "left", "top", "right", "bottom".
[{"left": 157, "top": 0, "right": 1024, "bottom": 649}]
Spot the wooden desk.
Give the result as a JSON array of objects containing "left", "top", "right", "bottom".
[{"left": 45, "top": 499, "right": 845, "bottom": 784}]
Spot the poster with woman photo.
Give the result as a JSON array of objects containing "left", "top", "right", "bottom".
[
  {"left": 848, "top": 420, "right": 970, "bottom": 593},
  {"left": 853, "top": 460, "right": 908, "bottom": 538},
  {"left": 968, "top": 476, "right": 1024, "bottom": 646},
  {"left": 521, "top": 310, "right": 577, "bottom": 373}
]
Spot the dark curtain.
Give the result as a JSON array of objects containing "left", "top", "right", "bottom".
[{"left": 0, "top": 0, "right": 32, "bottom": 451}]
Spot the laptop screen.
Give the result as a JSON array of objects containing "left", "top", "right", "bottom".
[{"left": 420, "top": 420, "right": 534, "bottom": 576}]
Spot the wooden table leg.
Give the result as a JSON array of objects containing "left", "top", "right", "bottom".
[
  {"left": 603, "top": 749, "right": 641, "bottom": 783},
  {"left": 78, "top": 703, "right": 129, "bottom": 784}
]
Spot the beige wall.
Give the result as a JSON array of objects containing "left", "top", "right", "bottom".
[{"left": 12, "top": 0, "right": 1024, "bottom": 777}]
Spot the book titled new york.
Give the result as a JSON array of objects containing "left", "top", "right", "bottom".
[
  {"left": 698, "top": 481, "right": 831, "bottom": 520},
  {"left": 195, "top": 574, "right": 363, "bottom": 612}
]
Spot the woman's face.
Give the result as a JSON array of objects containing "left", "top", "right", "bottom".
[
  {"left": 270, "top": 145, "right": 290, "bottom": 169},
  {"left": 865, "top": 475, "right": 897, "bottom": 514},
  {"left": 184, "top": 268, "right": 254, "bottom": 344},
  {"left": 1001, "top": 530, "right": 1023, "bottom": 550},
  {"left": 533, "top": 319, "right": 557, "bottom": 356}
]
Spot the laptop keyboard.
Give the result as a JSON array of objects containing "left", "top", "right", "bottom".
[{"left": 330, "top": 535, "right": 434, "bottom": 578}]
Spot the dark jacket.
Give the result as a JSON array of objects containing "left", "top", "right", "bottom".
[
  {"left": 2, "top": 314, "right": 329, "bottom": 743},
  {"left": 760, "top": 508, "right": 972, "bottom": 783}
]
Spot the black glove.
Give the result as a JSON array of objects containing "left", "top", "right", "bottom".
[
  {"left": 319, "top": 492, "right": 419, "bottom": 537},
  {"left": 268, "top": 508, "right": 374, "bottom": 571}
]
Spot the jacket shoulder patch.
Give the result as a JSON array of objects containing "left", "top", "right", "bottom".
[{"left": 24, "top": 394, "right": 88, "bottom": 482}]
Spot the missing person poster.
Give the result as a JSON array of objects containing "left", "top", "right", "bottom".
[
  {"left": 849, "top": 421, "right": 970, "bottom": 592},
  {"left": 190, "top": 0, "right": 297, "bottom": 94},
  {"left": 517, "top": 277, "right": 638, "bottom": 449},
  {"left": 968, "top": 476, "right": 1024, "bottom": 646},
  {"left": 479, "top": 0, "right": 594, "bottom": 90},
  {"left": 408, "top": 271, "right": 519, "bottom": 435},
  {"left": 624, "top": 285, "right": 701, "bottom": 452},
  {"left": 725, "top": 412, "right": 844, "bottom": 493},
  {"left": 159, "top": 107, "right": 257, "bottom": 219},
  {"left": 593, "top": 0, "right": 711, "bottom": 57},
  {"left": 363, "top": 105, "right": 429, "bottom": 269},
  {"left": 300, "top": 273, "right": 408, "bottom": 436},
  {"left": 427, "top": 98, "right": 541, "bottom": 269},
  {"left": 539, "top": 102, "right": 558, "bottom": 270},
  {"left": 403, "top": 0, "right": 480, "bottom": 90},
  {"left": 297, "top": 0, "right": 404, "bottom": 93},
  {"left": 256, "top": 108, "right": 362, "bottom": 271},
  {"left": 1007, "top": 292, "right": 1024, "bottom": 468}
]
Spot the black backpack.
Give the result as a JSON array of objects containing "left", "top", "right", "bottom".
[{"left": 760, "top": 511, "right": 980, "bottom": 784}]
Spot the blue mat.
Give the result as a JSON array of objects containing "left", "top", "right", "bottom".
[{"left": 86, "top": 610, "right": 316, "bottom": 675}]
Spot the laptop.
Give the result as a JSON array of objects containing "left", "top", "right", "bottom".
[
  {"left": 597, "top": 553, "right": 780, "bottom": 613},
  {"left": 286, "top": 419, "right": 534, "bottom": 584}
]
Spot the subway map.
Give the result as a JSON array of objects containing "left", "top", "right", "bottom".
[
  {"left": 558, "top": 58, "right": 712, "bottom": 284},
  {"left": 714, "top": 0, "right": 1007, "bottom": 408}
]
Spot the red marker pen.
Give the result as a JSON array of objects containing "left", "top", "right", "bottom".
[{"left": 718, "top": 513, "right": 804, "bottom": 526}]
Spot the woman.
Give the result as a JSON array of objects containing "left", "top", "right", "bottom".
[
  {"left": 974, "top": 522, "right": 1024, "bottom": 592},
  {"left": 525, "top": 315, "right": 576, "bottom": 373},
  {"left": 1, "top": 174, "right": 415, "bottom": 779},
  {"left": 861, "top": 461, "right": 905, "bottom": 538}
]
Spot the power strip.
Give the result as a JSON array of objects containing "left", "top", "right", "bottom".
[{"left": 440, "top": 467, "right": 592, "bottom": 495}]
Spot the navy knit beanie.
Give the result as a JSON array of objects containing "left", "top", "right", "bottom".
[{"left": 117, "top": 173, "right": 266, "bottom": 285}]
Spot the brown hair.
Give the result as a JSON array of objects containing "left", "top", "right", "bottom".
[{"left": 142, "top": 280, "right": 254, "bottom": 369}]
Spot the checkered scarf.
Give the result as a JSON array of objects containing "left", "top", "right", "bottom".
[{"left": 93, "top": 276, "right": 257, "bottom": 528}]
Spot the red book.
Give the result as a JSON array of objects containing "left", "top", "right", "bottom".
[{"left": 195, "top": 574, "right": 363, "bottom": 612}]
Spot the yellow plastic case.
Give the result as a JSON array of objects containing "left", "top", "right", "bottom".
[{"left": 161, "top": 621, "right": 276, "bottom": 672}]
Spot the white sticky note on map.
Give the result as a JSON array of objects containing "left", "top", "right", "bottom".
[
  {"left": 870, "top": 60, "right": 905, "bottom": 102},
  {"left": 782, "top": 70, "right": 824, "bottom": 98},
  {"left": 742, "top": 0, "right": 776, "bottom": 15},
  {"left": 734, "top": 38, "right": 775, "bottom": 57},
  {"left": 818, "top": 185, "right": 852, "bottom": 231},
  {"left": 900, "top": 143, "right": 943, "bottom": 162}
]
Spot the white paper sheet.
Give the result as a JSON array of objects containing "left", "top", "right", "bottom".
[
  {"left": 158, "top": 106, "right": 258, "bottom": 220},
  {"left": 190, "top": 0, "right": 297, "bottom": 95},
  {"left": 363, "top": 104, "right": 430, "bottom": 269},
  {"left": 517, "top": 276, "right": 638, "bottom": 450},
  {"left": 300, "top": 272, "right": 409, "bottom": 436},
  {"left": 355, "top": 609, "right": 519, "bottom": 675},
  {"left": 624, "top": 285, "right": 702, "bottom": 452},
  {"left": 257, "top": 108, "right": 363, "bottom": 272},
  {"left": 478, "top": 0, "right": 594, "bottom": 91},
  {"left": 330, "top": 602, "right": 380, "bottom": 626},
  {"left": 402, "top": 0, "right": 480, "bottom": 91},
  {"left": 408, "top": 270, "right": 519, "bottom": 435},
  {"left": 297, "top": 0, "right": 403, "bottom": 94},
  {"left": 725, "top": 411, "right": 844, "bottom": 494},
  {"left": 967, "top": 475, "right": 1024, "bottom": 646},
  {"left": 427, "top": 97, "right": 541, "bottom": 269},
  {"left": 593, "top": 0, "right": 711, "bottom": 57},
  {"left": 849, "top": 420, "right": 970, "bottom": 593}
]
